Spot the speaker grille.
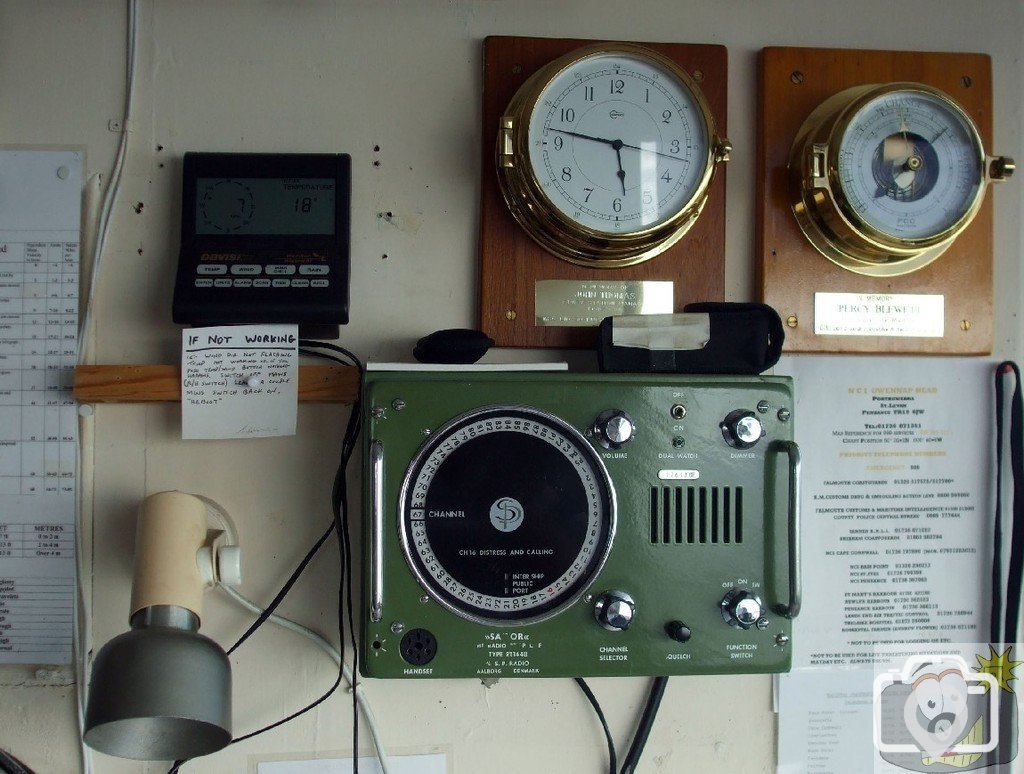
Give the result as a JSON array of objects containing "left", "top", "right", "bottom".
[{"left": 648, "top": 486, "right": 743, "bottom": 544}]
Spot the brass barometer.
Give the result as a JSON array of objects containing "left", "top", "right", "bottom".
[
  {"left": 497, "top": 42, "right": 730, "bottom": 269},
  {"left": 790, "top": 82, "right": 1014, "bottom": 277}
]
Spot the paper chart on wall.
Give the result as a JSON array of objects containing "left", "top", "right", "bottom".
[
  {"left": 773, "top": 355, "right": 999, "bottom": 773},
  {"left": 0, "top": 150, "right": 83, "bottom": 665}
]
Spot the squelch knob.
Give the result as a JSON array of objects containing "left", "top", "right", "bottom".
[
  {"left": 594, "top": 590, "right": 635, "bottom": 631},
  {"left": 721, "top": 588, "right": 763, "bottom": 629},
  {"left": 665, "top": 620, "right": 691, "bottom": 643},
  {"left": 721, "top": 410, "right": 764, "bottom": 449},
  {"left": 593, "top": 409, "right": 635, "bottom": 450}
]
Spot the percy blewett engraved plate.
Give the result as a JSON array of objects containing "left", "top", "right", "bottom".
[
  {"left": 814, "top": 292, "right": 944, "bottom": 337},
  {"left": 535, "top": 280, "right": 674, "bottom": 327}
]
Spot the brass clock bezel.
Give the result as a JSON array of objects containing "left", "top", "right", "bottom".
[
  {"left": 496, "top": 42, "right": 730, "bottom": 270},
  {"left": 790, "top": 81, "right": 1012, "bottom": 277}
]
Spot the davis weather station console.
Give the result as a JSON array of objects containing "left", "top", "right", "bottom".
[
  {"left": 362, "top": 371, "right": 801, "bottom": 678},
  {"left": 172, "top": 152, "right": 351, "bottom": 331}
]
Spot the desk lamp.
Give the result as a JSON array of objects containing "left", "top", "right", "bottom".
[{"left": 83, "top": 491, "right": 240, "bottom": 760}]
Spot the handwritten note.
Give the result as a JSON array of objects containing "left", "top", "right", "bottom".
[{"left": 181, "top": 324, "right": 298, "bottom": 439}]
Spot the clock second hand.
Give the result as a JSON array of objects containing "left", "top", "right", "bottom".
[{"left": 548, "top": 128, "right": 684, "bottom": 162}]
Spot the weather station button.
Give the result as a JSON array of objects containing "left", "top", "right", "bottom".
[
  {"left": 299, "top": 265, "right": 330, "bottom": 275},
  {"left": 194, "top": 278, "right": 213, "bottom": 288},
  {"left": 196, "top": 264, "right": 227, "bottom": 275},
  {"left": 253, "top": 278, "right": 272, "bottom": 288},
  {"left": 230, "top": 264, "right": 262, "bottom": 276},
  {"left": 271, "top": 278, "right": 290, "bottom": 288},
  {"left": 213, "top": 278, "right": 231, "bottom": 288},
  {"left": 311, "top": 279, "right": 329, "bottom": 288},
  {"left": 291, "top": 279, "right": 310, "bottom": 288},
  {"left": 232, "top": 278, "right": 253, "bottom": 288},
  {"left": 266, "top": 264, "right": 296, "bottom": 276}
]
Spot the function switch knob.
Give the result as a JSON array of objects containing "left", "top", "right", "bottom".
[
  {"left": 593, "top": 409, "right": 635, "bottom": 450},
  {"left": 594, "top": 590, "right": 636, "bottom": 631},
  {"left": 721, "top": 410, "right": 764, "bottom": 449},
  {"left": 721, "top": 588, "right": 763, "bottom": 629}
]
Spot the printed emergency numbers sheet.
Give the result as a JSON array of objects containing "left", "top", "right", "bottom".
[{"left": 0, "top": 150, "right": 82, "bottom": 664}]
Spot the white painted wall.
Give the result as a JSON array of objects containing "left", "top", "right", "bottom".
[{"left": 0, "top": 1, "right": 1020, "bottom": 772}]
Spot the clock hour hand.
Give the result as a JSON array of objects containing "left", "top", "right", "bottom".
[{"left": 612, "top": 140, "right": 627, "bottom": 195}]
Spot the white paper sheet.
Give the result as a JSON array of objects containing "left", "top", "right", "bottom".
[
  {"left": 181, "top": 324, "right": 298, "bottom": 439},
  {"left": 776, "top": 356, "right": 992, "bottom": 668},
  {"left": 0, "top": 149, "right": 82, "bottom": 665},
  {"left": 775, "top": 356, "right": 1000, "bottom": 772}
]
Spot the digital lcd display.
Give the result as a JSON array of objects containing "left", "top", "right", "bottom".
[{"left": 195, "top": 177, "right": 335, "bottom": 235}]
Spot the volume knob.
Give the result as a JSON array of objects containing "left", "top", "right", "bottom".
[
  {"left": 721, "top": 588, "right": 763, "bottom": 629},
  {"left": 593, "top": 409, "right": 635, "bottom": 450}
]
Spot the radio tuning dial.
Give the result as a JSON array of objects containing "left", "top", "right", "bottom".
[
  {"left": 593, "top": 409, "right": 635, "bottom": 450},
  {"left": 721, "top": 410, "right": 764, "bottom": 449},
  {"left": 721, "top": 588, "right": 763, "bottom": 629},
  {"left": 594, "top": 590, "right": 636, "bottom": 631}
]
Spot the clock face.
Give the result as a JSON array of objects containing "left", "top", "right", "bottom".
[
  {"left": 835, "top": 89, "right": 983, "bottom": 241},
  {"left": 526, "top": 50, "right": 710, "bottom": 236}
]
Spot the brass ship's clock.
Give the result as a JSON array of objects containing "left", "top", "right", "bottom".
[{"left": 496, "top": 42, "right": 730, "bottom": 268}]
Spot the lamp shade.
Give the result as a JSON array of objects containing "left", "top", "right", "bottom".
[
  {"left": 83, "top": 607, "right": 231, "bottom": 760},
  {"left": 83, "top": 492, "right": 233, "bottom": 761}
]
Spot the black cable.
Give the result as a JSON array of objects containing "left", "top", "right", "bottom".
[
  {"left": 619, "top": 676, "right": 669, "bottom": 774},
  {"left": 0, "top": 749, "right": 35, "bottom": 774},
  {"left": 574, "top": 678, "right": 616, "bottom": 774},
  {"left": 303, "top": 341, "right": 363, "bottom": 773},
  {"left": 170, "top": 343, "right": 363, "bottom": 774},
  {"left": 994, "top": 362, "right": 1024, "bottom": 644}
]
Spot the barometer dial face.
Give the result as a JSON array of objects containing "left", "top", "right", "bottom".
[
  {"left": 835, "top": 88, "right": 983, "bottom": 241},
  {"left": 399, "top": 406, "right": 616, "bottom": 625},
  {"left": 526, "top": 49, "right": 711, "bottom": 236}
]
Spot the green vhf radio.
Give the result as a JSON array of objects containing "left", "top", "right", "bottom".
[{"left": 361, "top": 370, "right": 800, "bottom": 678}]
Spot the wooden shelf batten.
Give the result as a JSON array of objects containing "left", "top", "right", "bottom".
[{"left": 73, "top": 365, "right": 359, "bottom": 404}]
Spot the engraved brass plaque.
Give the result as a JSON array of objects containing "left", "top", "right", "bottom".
[{"left": 534, "top": 280, "right": 674, "bottom": 327}]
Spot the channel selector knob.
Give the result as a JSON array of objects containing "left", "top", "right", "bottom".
[
  {"left": 721, "top": 410, "right": 764, "bottom": 449},
  {"left": 593, "top": 409, "right": 635, "bottom": 450},
  {"left": 594, "top": 590, "right": 636, "bottom": 631},
  {"left": 720, "top": 588, "right": 763, "bottom": 629}
]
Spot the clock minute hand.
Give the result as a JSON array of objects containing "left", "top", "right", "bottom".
[
  {"left": 548, "top": 128, "right": 617, "bottom": 147},
  {"left": 548, "top": 128, "right": 685, "bottom": 163}
]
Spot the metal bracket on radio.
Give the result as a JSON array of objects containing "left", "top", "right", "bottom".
[
  {"left": 774, "top": 440, "right": 802, "bottom": 619},
  {"left": 369, "top": 439, "right": 385, "bottom": 623}
]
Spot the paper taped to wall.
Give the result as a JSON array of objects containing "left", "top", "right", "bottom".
[
  {"left": 0, "top": 149, "right": 82, "bottom": 665},
  {"left": 181, "top": 324, "right": 298, "bottom": 439}
]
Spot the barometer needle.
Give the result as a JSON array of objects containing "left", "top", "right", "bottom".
[{"left": 548, "top": 128, "right": 685, "bottom": 162}]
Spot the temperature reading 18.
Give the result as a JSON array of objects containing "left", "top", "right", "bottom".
[{"left": 295, "top": 197, "right": 315, "bottom": 213}]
